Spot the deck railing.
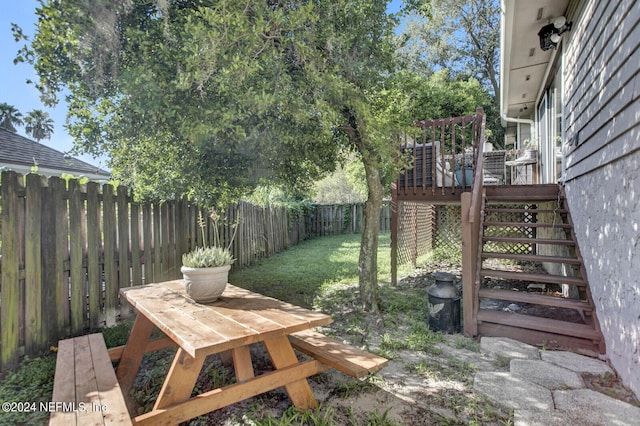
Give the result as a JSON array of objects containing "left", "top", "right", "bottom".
[{"left": 395, "top": 108, "right": 487, "bottom": 200}]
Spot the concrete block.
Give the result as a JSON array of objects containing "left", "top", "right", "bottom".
[
  {"left": 480, "top": 337, "right": 540, "bottom": 360},
  {"left": 540, "top": 351, "right": 614, "bottom": 376},
  {"left": 511, "top": 359, "right": 584, "bottom": 390},
  {"left": 474, "top": 371, "right": 553, "bottom": 411},
  {"left": 553, "top": 389, "right": 640, "bottom": 425},
  {"left": 515, "top": 409, "right": 571, "bottom": 426}
]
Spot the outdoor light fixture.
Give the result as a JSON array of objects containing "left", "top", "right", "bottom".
[{"left": 538, "top": 16, "right": 573, "bottom": 51}]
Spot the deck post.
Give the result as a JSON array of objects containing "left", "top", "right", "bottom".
[
  {"left": 461, "top": 192, "right": 478, "bottom": 336},
  {"left": 390, "top": 183, "right": 398, "bottom": 286}
]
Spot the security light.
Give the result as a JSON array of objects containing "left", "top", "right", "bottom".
[{"left": 538, "top": 16, "right": 572, "bottom": 51}]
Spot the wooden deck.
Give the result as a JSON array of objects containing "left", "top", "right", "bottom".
[{"left": 391, "top": 109, "right": 604, "bottom": 355}]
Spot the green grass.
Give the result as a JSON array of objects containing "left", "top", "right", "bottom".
[
  {"left": 0, "top": 355, "right": 56, "bottom": 425},
  {"left": 230, "top": 233, "right": 406, "bottom": 308}
]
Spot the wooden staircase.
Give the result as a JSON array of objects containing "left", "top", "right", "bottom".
[{"left": 473, "top": 184, "right": 605, "bottom": 354}]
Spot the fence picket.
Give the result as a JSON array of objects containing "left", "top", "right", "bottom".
[
  {"left": 117, "top": 186, "right": 130, "bottom": 290},
  {"left": 86, "top": 182, "right": 102, "bottom": 329},
  {"left": 68, "top": 179, "right": 85, "bottom": 333},
  {"left": 1, "top": 172, "right": 20, "bottom": 369},
  {"left": 152, "top": 203, "right": 162, "bottom": 284},
  {"left": 161, "top": 203, "right": 170, "bottom": 281},
  {"left": 41, "top": 178, "right": 58, "bottom": 344},
  {"left": 131, "top": 202, "right": 142, "bottom": 287},
  {"left": 52, "top": 177, "right": 70, "bottom": 335},
  {"left": 103, "top": 184, "right": 118, "bottom": 327},
  {"left": 25, "top": 174, "right": 44, "bottom": 353}
]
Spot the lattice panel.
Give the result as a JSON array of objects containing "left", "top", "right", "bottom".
[
  {"left": 397, "top": 201, "right": 435, "bottom": 266},
  {"left": 434, "top": 205, "right": 462, "bottom": 252},
  {"left": 482, "top": 204, "right": 534, "bottom": 254}
]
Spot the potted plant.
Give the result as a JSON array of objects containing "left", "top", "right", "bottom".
[
  {"left": 522, "top": 138, "right": 538, "bottom": 159},
  {"left": 454, "top": 149, "right": 474, "bottom": 186},
  {"left": 181, "top": 209, "right": 238, "bottom": 303}
]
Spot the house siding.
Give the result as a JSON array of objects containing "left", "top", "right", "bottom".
[{"left": 563, "top": 0, "right": 640, "bottom": 397}]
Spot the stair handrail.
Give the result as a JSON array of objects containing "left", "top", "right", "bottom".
[
  {"left": 469, "top": 107, "right": 486, "bottom": 223},
  {"left": 461, "top": 107, "right": 487, "bottom": 337}
]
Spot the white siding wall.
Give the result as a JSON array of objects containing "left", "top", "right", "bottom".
[{"left": 563, "top": 0, "right": 640, "bottom": 397}]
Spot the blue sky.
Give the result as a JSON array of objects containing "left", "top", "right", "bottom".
[
  {"left": 0, "top": 1, "right": 109, "bottom": 168},
  {"left": 1, "top": 0, "right": 403, "bottom": 171}
]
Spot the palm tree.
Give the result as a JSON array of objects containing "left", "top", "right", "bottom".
[
  {"left": 0, "top": 102, "right": 24, "bottom": 132},
  {"left": 24, "top": 109, "right": 55, "bottom": 142}
]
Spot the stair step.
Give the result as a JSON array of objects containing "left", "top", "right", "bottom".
[
  {"left": 478, "top": 288, "right": 593, "bottom": 311},
  {"left": 484, "top": 221, "right": 571, "bottom": 228},
  {"left": 485, "top": 184, "right": 561, "bottom": 200},
  {"left": 480, "top": 269, "right": 586, "bottom": 286},
  {"left": 477, "top": 322, "right": 603, "bottom": 353},
  {"left": 485, "top": 208, "right": 568, "bottom": 214},
  {"left": 482, "top": 236, "right": 575, "bottom": 246},
  {"left": 485, "top": 195, "right": 561, "bottom": 202},
  {"left": 481, "top": 252, "right": 581, "bottom": 264},
  {"left": 477, "top": 309, "right": 602, "bottom": 340}
]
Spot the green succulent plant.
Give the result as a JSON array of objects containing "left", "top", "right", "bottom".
[{"left": 181, "top": 246, "right": 235, "bottom": 268}]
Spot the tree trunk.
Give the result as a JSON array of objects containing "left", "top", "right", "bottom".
[{"left": 358, "top": 149, "right": 384, "bottom": 313}]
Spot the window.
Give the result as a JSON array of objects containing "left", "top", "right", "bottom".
[{"left": 537, "top": 54, "right": 564, "bottom": 183}]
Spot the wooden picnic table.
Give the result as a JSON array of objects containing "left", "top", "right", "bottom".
[{"left": 115, "top": 280, "right": 333, "bottom": 425}]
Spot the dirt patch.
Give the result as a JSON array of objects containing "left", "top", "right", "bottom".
[{"left": 583, "top": 373, "right": 640, "bottom": 407}]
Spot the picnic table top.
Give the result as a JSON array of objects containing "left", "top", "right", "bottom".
[{"left": 120, "top": 281, "right": 332, "bottom": 358}]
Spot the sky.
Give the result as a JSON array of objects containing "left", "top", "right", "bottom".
[
  {"left": 1, "top": 0, "right": 404, "bottom": 172},
  {"left": 0, "top": 0, "right": 110, "bottom": 170}
]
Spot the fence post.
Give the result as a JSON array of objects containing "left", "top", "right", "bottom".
[{"left": 390, "top": 185, "right": 398, "bottom": 286}]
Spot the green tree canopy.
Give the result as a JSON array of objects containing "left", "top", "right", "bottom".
[
  {"left": 18, "top": 0, "right": 405, "bottom": 311},
  {"left": 400, "top": 0, "right": 502, "bottom": 144}
]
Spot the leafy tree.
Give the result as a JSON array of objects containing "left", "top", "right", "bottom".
[
  {"left": 17, "top": 0, "right": 404, "bottom": 312},
  {"left": 313, "top": 160, "right": 367, "bottom": 205},
  {"left": 24, "top": 109, "right": 54, "bottom": 142},
  {"left": 400, "top": 0, "right": 502, "bottom": 144},
  {"left": 0, "top": 103, "right": 24, "bottom": 133}
]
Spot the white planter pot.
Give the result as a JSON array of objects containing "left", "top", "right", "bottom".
[{"left": 180, "top": 264, "right": 231, "bottom": 303}]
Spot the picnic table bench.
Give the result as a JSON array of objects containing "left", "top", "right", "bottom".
[
  {"left": 49, "top": 333, "right": 132, "bottom": 425},
  {"left": 289, "top": 329, "right": 388, "bottom": 379}
]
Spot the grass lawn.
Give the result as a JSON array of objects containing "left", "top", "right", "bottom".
[{"left": 229, "top": 233, "right": 404, "bottom": 308}]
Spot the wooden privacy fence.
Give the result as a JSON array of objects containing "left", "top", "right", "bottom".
[
  {"left": 0, "top": 171, "right": 306, "bottom": 370},
  {"left": 309, "top": 202, "right": 391, "bottom": 236}
]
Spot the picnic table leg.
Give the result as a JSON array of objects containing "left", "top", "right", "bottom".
[
  {"left": 154, "top": 348, "right": 206, "bottom": 410},
  {"left": 116, "top": 313, "right": 154, "bottom": 394},
  {"left": 232, "top": 346, "right": 254, "bottom": 382},
  {"left": 263, "top": 336, "right": 317, "bottom": 409}
]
